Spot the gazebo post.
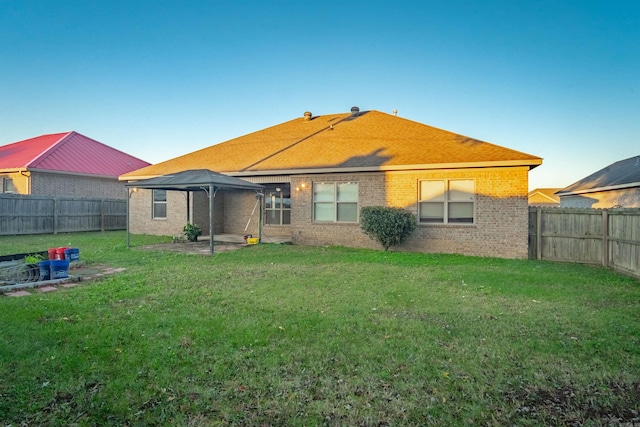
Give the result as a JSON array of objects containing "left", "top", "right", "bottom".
[
  {"left": 186, "top": 190, "right": 191, "bottom": 223},
  {"left": 209, "top": 184, "right": 214, "bottom": 254},
  {"left": 126, "top": 188, "right": 131, "bottom": 248},
  {"left": 258, "top": 193, "right": 263, "bottom": 243}
]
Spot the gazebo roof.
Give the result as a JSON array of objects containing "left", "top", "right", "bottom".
[
  {"left": 124, "top": 169, "right": 263, "bottom": 192},
  {"left": 124, "top": 169, "right": 263, "bottom": 254}
]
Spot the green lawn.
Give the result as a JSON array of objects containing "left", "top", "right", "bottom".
[{"left": 1, "top": 231, "right": 639, "bottom": 426}]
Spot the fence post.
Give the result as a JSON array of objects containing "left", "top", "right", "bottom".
[
  {"left": 536, "top": 207, "right": 542, "bottom": 260},
  {"left": 53, "top": 197, "right": 58, "bottom": 234},
  {"left": 101, "top": 199, "right": 105, "bottom": 232},
  {"left": 602, "top": 209, "right": 609, "bottom": 267}
]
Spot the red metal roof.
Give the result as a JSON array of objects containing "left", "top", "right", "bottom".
[{"left": 0, "top": 131, "right": 150, "bottom": 177}]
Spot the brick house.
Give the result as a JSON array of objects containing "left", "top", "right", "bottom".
[
  {"left": 121, "top": 108, "right": 542, "bottom": 258},
  {"left": 557, "top": 155, "right": 640, "bottom": 208},
  {"left": 0, "top": 131, "right": 150, "bottom": 199}
]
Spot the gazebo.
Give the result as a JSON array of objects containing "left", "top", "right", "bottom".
[{"left": 124, "top": 169, "right": 264, "bottom": 254}]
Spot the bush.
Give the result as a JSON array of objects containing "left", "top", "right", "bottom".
[
  {"left": 360, "top": 206, "right": 416, "bottom": 251},
  {"left": 183, "top": 223, "right": 202, "bottom": 242}
]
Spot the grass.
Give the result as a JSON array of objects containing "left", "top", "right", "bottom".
[{"left": 1, "top": 231, "right": 639, "bottom": 426}]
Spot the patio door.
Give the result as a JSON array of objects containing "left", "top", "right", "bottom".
[{"left": 264, "top": 184, "right": 291, "bottom": 225}]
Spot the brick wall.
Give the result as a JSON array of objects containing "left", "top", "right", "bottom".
[
  {"left": 288, "top": 173, "right": 384, "bottom": 248},
  {"left": 192, "top": 191, "right": 225, "bottom": 234},
  {"left": 404, "top": 167, "right": 530, "bottom": 258},
  {"left": 130, "top": 189, "right": 280, "bottom": 238},
  {"left": 287, "top": 167, "right": 531, "bottom": 258},
  {"left": 129, "top": 189, "right": 191, "bottom": 236},
  {"left": 128, "top": 167, "right": 531, "bottom": 258},
  {"left": 129, "top": 189, "right": 230, "bottom": 237},
  {"left": 1, "top": 171, "right": 128, "bottom": 199},
  {"left": 31, "top": 172, "right": 127, "bottom": 199},
  {"left": 220, "top": 190, "right": 293, "bottom": 240},
  {"left": 222, "top": 191, "right": 261, "bottom": 236}
]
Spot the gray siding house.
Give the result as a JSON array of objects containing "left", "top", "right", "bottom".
[{"left": 557, "top": 155, "right": 640, "bottom": 208}]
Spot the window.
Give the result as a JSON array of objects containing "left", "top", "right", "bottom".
[
  {"left": 1, "top": 177, "right": 14, "bottom": 193},
  {"left": 419, "top": 179, "right": 474, "bottom": 224},
  {"left": 264, "top": 184, "right": 291, "bottom": 225},
  {"left": 313, "top": 182, "right": 358, "bottom": 222},
  {"left": 153, "top": 189, "right": 167, "bottom": 219}
]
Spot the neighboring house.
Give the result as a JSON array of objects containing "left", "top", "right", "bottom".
[
  {"left": 0, "top": 131, "right": 150, "bottom": 199},
  {"left": 528, "top": 188, "right": 561, "bottom": 207},
  {"left": 121, "top": 108, "right": 542, "bottom": 258},
  {"left": 556, "top": 155, "right": 640, "bottom": 208}
]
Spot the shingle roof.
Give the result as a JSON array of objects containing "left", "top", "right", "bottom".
[
  {"left": 0, "top": 131, "right": 150, "bottom": 177},
  {"left": 121, "top": 109, "right": 542, "bottom": 179},
  {"left": 557, "top": 155, "right": 640, "bottom": 195},
  {"left": 528, "top": 188, "right": 561, "bottom": 205}
]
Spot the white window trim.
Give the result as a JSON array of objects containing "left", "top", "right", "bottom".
[
  {"left": 152, "top": 189, "right": 167, "bottom": 219},
  {"left": 418, "top": 179, "right": 476, "bottom": 225},
  {"left": 1, "top": 177, "right": 14, "bottom": 194},
  {"left": 313, "top": 181, "right": 359, "bottom": 223}
]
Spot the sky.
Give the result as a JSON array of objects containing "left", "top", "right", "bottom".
[{"left": 1, "top": 0, "right": 638, "bottom": 190}]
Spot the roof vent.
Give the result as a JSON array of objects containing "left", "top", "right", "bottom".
[
  {"left": 350, "top": 106, "right": 360, "bottom": 116},
  {"left": 303, "top": 111, "right": 312, "bottom": 121}
]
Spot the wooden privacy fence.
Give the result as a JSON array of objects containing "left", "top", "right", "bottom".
[
  {"left": 529, "top": 207, "right": 640, "bottom": 278},
  {"left": 0, "top": 194, "right": 126, "bottom": 235}
]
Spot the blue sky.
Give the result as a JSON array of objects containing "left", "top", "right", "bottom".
[{"left": 1, "top": 0, "right": 638, "bottom": 190}]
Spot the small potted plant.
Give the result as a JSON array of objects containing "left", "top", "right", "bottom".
[
  {"left": 23, "top": 253, "right": 45, "bottom": 281},
  {"left": 183, "top": 223, "right": 202, "bottom": 242},
  {"left": 24, "top": 253, "right": 44, "bottom": 264}
]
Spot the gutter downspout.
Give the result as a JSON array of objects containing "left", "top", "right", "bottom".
[{"left": 20, "top": 170, "right": 31, "bottom": 194}]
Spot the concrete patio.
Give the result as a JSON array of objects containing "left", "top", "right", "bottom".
[{"left": 137, "top": 234, "right": 291, "bottom": 255}]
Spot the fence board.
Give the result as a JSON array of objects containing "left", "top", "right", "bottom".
[
  {"left": 529, "top": 207, "right": 640, "bottom": 279},
  {"left": 0, "top": 194, "right": 126, "bottom": 235},
  {"left": 103, "top": 199, "right": 127, "bottom": 230}
]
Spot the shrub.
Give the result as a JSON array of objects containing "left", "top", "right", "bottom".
[
  {"left": 360, "top": 206, "right": 416, "bottom": 251},
  {"left": 183, "top": 223, "right": 202, "bottom": 242}
]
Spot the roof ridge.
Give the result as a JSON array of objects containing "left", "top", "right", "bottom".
[
  {"left": 24, "top": 131, "right": 73, "bottom": 167},
  {"left": 69, "top": 131, "right": 149, "bottom": 160},
  {"left": 120, "top": 108, "right": 542, "bottom": 179},
  {"left": 239, "top": 112, "right": 361, "bottom": 171}
]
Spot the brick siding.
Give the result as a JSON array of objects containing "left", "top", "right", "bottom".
[
  {"left": 129, "top": 189, "right": 190, "bottom": 236},
  {"left": 222, "top": 191, "right": 262, "bottom": 236},
  {"left": 130, "top": 189, "right": 257, "bottom": 237},
  {"left": 128, "top": 167, "right": 531, "bottom": 258},
  {"left": 287, "top": 168, "right": 530, "bottom": 258},
  {"left": 31, "top": 172, "right": 128, "bottom": 199},
  {"left": 1, "top": 171, "right": 128, "bottom": 199}
]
